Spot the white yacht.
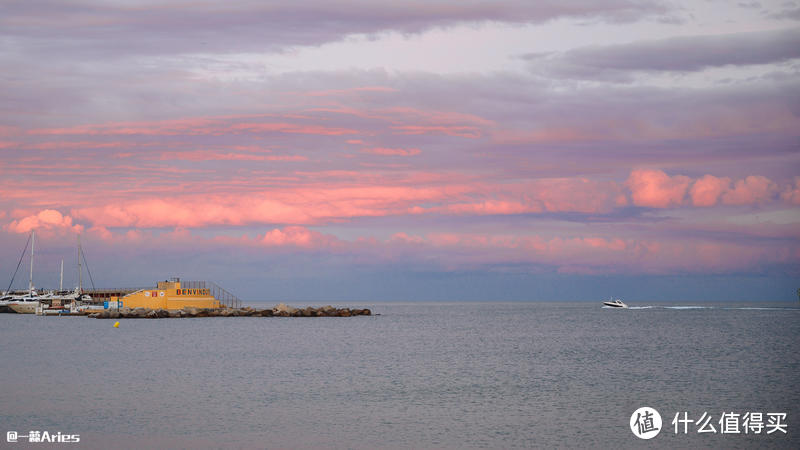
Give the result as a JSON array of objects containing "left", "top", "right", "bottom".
[
  {"left": 602, "top": 298, "right": 628, "bottom": 308},
  {"left": 7, "top": 290, "right": 45, "bottom": 314},
  {"left": 0, "top": 293, "right": 18, "bottom": 313}
]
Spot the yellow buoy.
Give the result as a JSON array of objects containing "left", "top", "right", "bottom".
[{"left": 113, "top": 321, "right": 120, "bottom": 328}]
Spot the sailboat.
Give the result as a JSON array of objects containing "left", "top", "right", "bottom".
[{"left": 7, "top": 230, "right": 43, "bottom": 314}]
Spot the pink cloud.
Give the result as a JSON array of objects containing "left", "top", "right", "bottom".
[
  {"left": 24, "top": 141, "right": 128, "bottom": 150},
  {"left": 627, "top": 169, "right": 690, "bottom": 208},
  {"left": 721, "top": 175, "right": 776, "bottom": 205},
  {"left": 389, "top": 232, "right": 425, "bottom": 244},
  {"left": 226, "top": 122, "right": 358, "bottom": 136},
  {"left": 443, "top": 178, "right": 625, "bottom": 215},
  {"left": 781, "top": 177, "right": 800, "bottom": 205},
  {"left": 390, "top": 125, "right": 482, "bottom": 138},
  {"left": 72, "top": 197, "right": 309, "bottom": 228},
  {"left": 302, "top": 86, "right": 397, "bottom": 97},
  {"left": 29, "top": 117, "right": 221, "bottom": 136},
  {"left": 6, "top": 209, "right": 83, "bottom": 235},
  {"left": 625, "top": 170, "right": 787, "bottom": 208},
  {"left": 361, "top": 147, "right": 421, "bottom": 156},
  {"left": 158, "top": 150, "right": 308, "bottom": 162},
  {"left": 29, "top": 115, "right": 359, "bottom": 137},
  {"left": 381, "top": 107, "right": 494, "bottom": 126},
  {"left": 88, "top": 225, "right": 113, "bottom": 241},
  {"left": 446, "top": 200, "right": 533, "bottom": 215},
  {"left": 689, "top": 174, "right": 731, "bottom": 207},
  {"left": 259, "top": 226, "right": 340, "bottom": 248},
  {"left": 0, "top": 126, "right": 21, "bottom": 137},
  {"left": 69, "top": 182, "right": 474, "bottom": 229}
]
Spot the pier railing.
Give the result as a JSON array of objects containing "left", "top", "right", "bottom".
[
  {"left": 181, "top": 280, "right": 242, "bottom": 308},
  {"left": 83, "top": 287, "right": 149, "bottom": 295},
  {"left": 81, "top": 287, "right": 150, "bottom": 303}
]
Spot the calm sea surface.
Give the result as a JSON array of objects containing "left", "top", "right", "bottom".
[{"left": 1, "top": 301, "right": 798, "bottom": 449}]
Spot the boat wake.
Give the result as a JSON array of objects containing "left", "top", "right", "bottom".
[
  {"left": 607, "top": 305, "right": 800, "bottom": 311},
  {"left": 663, "top": 306, "right": 710, "bottom": 310}
]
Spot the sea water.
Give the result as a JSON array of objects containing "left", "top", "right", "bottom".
[{"left": 1, "top": 301, "right": 798, "bottom": 449}]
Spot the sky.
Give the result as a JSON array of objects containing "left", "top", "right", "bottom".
[{"left": 1, "top": 0, "right": 799, "bottom": 302}]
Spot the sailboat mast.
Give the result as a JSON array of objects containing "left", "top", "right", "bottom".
[
  {"left": 29, "top": 230, "right": 35, "bottom": 293},
  {"left": 60, "top": 259, "right": 64, "bottom": 291},
  {"left": 77, "top": 234, "right": 83, "bottom": 293}
]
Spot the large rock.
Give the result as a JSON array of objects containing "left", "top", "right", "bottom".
[{"left": 273, "top": 303, "right": 298, "bottom": 315}]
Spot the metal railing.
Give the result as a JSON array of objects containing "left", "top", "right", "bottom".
[
  {"left": 180, "top": 280, "right": 242, "bottom": 308},
  {"left": 82, "top": 287, "right": 148, "bottom": 295}
]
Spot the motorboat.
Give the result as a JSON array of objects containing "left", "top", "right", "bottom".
[{"left": 602, "top": 298, "right": 628, "bottom": 308}]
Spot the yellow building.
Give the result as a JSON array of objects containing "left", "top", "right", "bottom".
[{"left": 118, "top": 279, "right": 221, "bottom": 310}]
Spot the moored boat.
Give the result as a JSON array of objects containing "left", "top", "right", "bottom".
[{"left": 8, "top": 292, "right": 42, "bottom": 314}]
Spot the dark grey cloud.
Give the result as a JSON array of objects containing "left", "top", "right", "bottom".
[
  {"left": 524, "top": 28, "right": 800, "bottom": 79},
  {"left": 766, "top": 7, "right": 800, "bottom": 19},
  {"left": 0, "top": 0, "right": 672, "bottom": 58},
  {"left": 738, "top": 1, "right": 762, "bottom": 9}
]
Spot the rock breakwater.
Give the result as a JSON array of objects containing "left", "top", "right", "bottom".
[{"left": 88, "top": 303, "right": 371, "bottom": 319}]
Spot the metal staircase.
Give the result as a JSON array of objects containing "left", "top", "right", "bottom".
[{"left": 180, "top": 280, "right": 242, "bottom": 308}]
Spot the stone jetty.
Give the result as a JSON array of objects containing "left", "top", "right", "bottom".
[{"left": 88, "top": 303, "right": 371, "bottom": 319}]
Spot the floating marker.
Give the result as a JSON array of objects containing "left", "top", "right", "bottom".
[{"left": 113, "top": 321, "right": 119, "bottom": 328}]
